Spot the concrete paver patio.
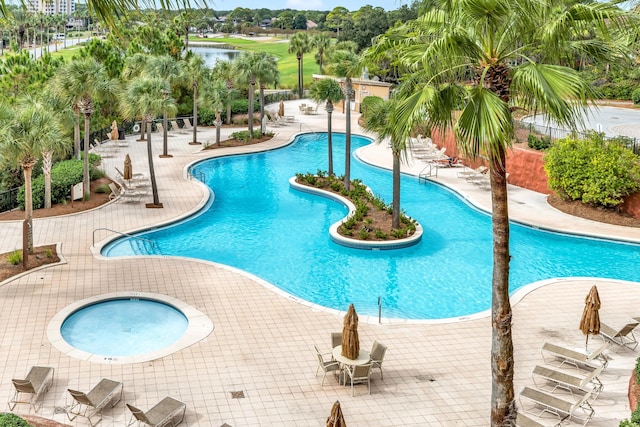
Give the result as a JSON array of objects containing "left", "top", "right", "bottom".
[{"left": 1, "top": 101, "right": 639, "bottom": 426}]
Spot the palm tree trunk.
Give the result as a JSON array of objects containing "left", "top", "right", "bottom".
[
  {"left": 248, "top": 82, "right": 255, "bottom": 138},
  {"left": 259, "top": 84, "right": 265, "bottom": 125},
  {"left": 215, "top": 112, "right": 221, "bottom": 145},
  {"left": 392, "top": 149, "right": 400, "bottom": 229},
  {"left": 226, "top": 102, "right": 232, "bottom": 125},
  {"left": 23, "top": 165, "right": 34, "bottom": 254},
  {"left": 42, "top": 151, "right": 53, "bottom": 209},
  {"left": 327, "top": 106, "right": 334, "bottom": 176},
  {"left": 297, "top": 55, "right": 303, "bottom": 98},
  {"left": 139, "top": 118, "right": 146, "bottom": 141},
  {"left": 83, "top": 113, "right": 90, "bottom": 200},
  {"left": 344, "top": 79, "right": 352, "bottom": 190},
  {"left": 146, "top": 121, "right": 162, "bottom": 207},
  {"left": 489, "top": 146, "right": 515, "bottom": 426},
  {"left": 191, "top": 83, "right": 200, "bottom": 145},
  {"left": 161, "top": 106, "right": 170, "bottom": 157},
  {"left": 73, "top": 107, "right": 80, "bottom": 160}
]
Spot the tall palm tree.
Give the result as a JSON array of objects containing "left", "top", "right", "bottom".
[
  {"left": 120, "top": 77, "right": 175, "bottom": 208},
  {"left": 199, "top": 77, "right": 230, "bottom": 146},
  {"left": 253, "top": 51, "right": 280, "bottom": 128},
  {"left": 288, "top": 31, "right": 311, "bottom": 98},
  {"left": 309, "top": 77, "right": 344, "bottom": 176},
  {"left": 360, "top": 96, "right": 407, "bottom": 229},
  {"left": 122, "top": 53, "right": 150, "bottom": 141},
  {"left": 371, "top": 0, "right": 637, "bottom": 423},
  {"left": 0, "top": 97, "right": 61, "bottom": 257},
  {"left": 233, "top": 52, "right": 259, "bottom": 138},
  {"left": 326, "top": 49, "right": 361, "bottom": 190},
  {"left": 184, "top": 54, "right": 209, "bottom": 145},
  {"left": 312, "top": 32, "right": 331, "bottom": 74},
  {"left": 51, "top": 58, "right": 114, "bottom": 199},
  {"left": 211, "top": 60, "right": 237, "bottom": 125},
  {"left": 144, "top": 55, "right": 183, "bottom": 157}
]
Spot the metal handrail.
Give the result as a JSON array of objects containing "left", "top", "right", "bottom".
[
  {"left": 92, "top": 227, "right": 156, "bottom": 248},
  {"left": 188, "top": 169, "right": 206, "bottom": 183}
]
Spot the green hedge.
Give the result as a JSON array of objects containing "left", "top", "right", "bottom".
[
  {"left": 0, "top": 413, "right": 31, "bottom": 427},
  {"left": 544, "top": 132, "right": 640, "bottom": 208},
  {"left": 632, "top": 88, "right": 640, "bottom": 105},
  {"left": 17, "top": 155, "right": 101, "bottom": 210}
]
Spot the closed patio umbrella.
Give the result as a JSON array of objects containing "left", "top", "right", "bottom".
[
  {"left": 579, "top": 285, "right": 601, "bottom": 350},
  {"left": 110, "top": 120, "right": 119, "bottom": 141},
  {"left": 326, "top": 400, "right": 346, "bottom": 427},
  {"left": 123, "top": 154, "right": 133, "bottom": 181},
  {"left": 278, "top": 100, "right": 285, "bottom": 117},
  {"left": 341, "top": 304, "right": 360, "bottom": 360}
]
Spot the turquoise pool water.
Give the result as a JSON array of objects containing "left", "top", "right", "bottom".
[{"left": 103, "top": 133, "right": 640, "bottom": 320}]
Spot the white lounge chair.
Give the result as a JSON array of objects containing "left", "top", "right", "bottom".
[
  {"left": 599, "top": 320, "right": 639, "bottom": 352},
  {"left": 541, "top": 342, "right": 608, "bottom": 372},
  {"left": 516, "top": 412, "right": 563, "bottom": 427},
  {"left": 532, "top": 364, "right": 604, "bottom": 398},
  {"left": 126, "top": 397, "right": 186, "bottom": 427},
  {"left": 67, "top": 378, "right": 123, "bottom": 426},
  {"left": 519, "top": 386, "right": 594, "bottom": 426},
  {"left": 8, "top": 366, "right": 54, "bottom": 413}
]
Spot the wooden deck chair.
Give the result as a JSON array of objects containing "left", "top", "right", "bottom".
[
  {"left": 599, "top": 320, "right": 639, "bottom": 352},
  {"left": 126, "top": 397, "right": 186, "bottom": 427},
  {"left": 8, "top": 366, "right": 54, "bottom": 413},
  {"left": 67, "top": 378, "right": 123, "bottom": 426},
  {"left": 532, "top": 364, "right": 604, "bottom": 399},
  {"left": 541, "top": 342, "right": 608, "bottom": 371},
  {"left": 519, "top": 386, "right": 594, "bottom": 426}
]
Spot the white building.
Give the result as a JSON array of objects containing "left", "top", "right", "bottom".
[{"left": 27, "top": 0, "right": 75, "bottom": 16}]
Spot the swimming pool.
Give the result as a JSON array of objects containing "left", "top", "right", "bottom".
[{"left": 103, "top": 133, "right": 640, "bottom": 320}]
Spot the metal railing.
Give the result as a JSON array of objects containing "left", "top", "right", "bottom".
[
  {"left": 188, "top": 169, "right": 206, "bottom": 183},
  {"left": 92, "top": 227, "right": 156, "bottom": 249},
  {"left": 0, "top": 187, "right": 19, "bottom": 213}
]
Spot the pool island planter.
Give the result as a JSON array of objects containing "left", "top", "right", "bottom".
[{"left": 289, "top": 177, "right": 423, "bottom": 250}]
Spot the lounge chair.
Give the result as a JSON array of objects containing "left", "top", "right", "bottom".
[
  {"left": 516, "top": 412, "right": 562, "bottom": 427},
  {"left": 369, "top": 340, "right": 387, "bottom": 380},
  {"left": 8, "top": 366, "right": 54, "bottom": 413},
  {"left": 599, "top": 320, "right": 639, "bottom": 352},
  {"left": 182, "top": 119, "right": 193, "bottom": 130},
  {"left": 457, "top": 165, "right": 487, "bottom": 179},
  {"left": 118, "top": 181, "right": 150, "bottom": 203},
  {"left": 126, "top": 397, "right": 186, "bottom": 427},
  {"left": 170, "top": 120, "right": 185, "bottom": 134},
  {"left": 114, "top": 167, "right": 148, "bottom": 185},
  {"left": 532, "top": 364, "right": 604, "bottom": 398},
  {"left": 343, "top": 363, "right": 372, "bottom": 396},
  {"left": 519, "top": 386, "right": 594, "bottom": 426},
  {"left": 315, "top": 345, "right": 341, "bottom": 386},
  {"left": 541, "top": 342, "right": 608, "bottom": 371},
  {"left": 67, "top": 378, "right": 123, "bottom": 426}
]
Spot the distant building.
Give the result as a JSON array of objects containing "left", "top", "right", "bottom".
[
  {"left": 27, "top": 0, "right": 75, "bottom": 16},
  {"left": 306, "top": 20, "right": 318, "bottom": 30},
  {"left": 312, "top": 74, "right": 393, "bottom": 113}
]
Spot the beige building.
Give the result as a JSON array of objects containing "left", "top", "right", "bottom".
[
  {"left": 27, "top": 0, "right": 75, "bottom": 15},
  {"left": 312, "top": 74, "right": 394, "bottom": 113}
]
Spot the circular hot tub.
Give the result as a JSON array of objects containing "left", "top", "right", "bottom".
[{"left": 48, "top": 292, "right": 213, "bottom": 364}]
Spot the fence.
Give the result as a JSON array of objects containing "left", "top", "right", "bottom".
[
  {"left": 516, "top": 119, "right": 640, "bottom": 155},
  {"left": 0, "top": 187, "right": 19, "bottom": 213}
]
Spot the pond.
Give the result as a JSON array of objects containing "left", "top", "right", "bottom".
[{"left": 189, "top": 45, "right": 241, "bottom": 67}]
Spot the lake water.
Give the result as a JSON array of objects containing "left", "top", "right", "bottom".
[{"left": 189, "top": 45, "right": 241, "bottom": 67}]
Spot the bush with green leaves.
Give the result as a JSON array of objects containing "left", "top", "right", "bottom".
[
  {"left": 229, "top": 130, "right": 273, "bottom": 142},
  {"left": 619, "top": 357, "right": 640, "bottom": 426},
  {"left": 527, "top": 133, "right": 552, "bottom": 151},
  {"left": 633, "top": 88, "right": 640, "bottom": 105},
  {"left": 17, "top": 158, "right": 102, "bottom": 210},
  {"left": 544, "top": 132, "right": 640, "bottom": 208},
  {"left": 0, "top": 413, "right": 31, "bottom": 427}
]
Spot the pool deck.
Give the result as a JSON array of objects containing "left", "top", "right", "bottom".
[{"left": 1, "top": 100, "right": 640, "bottom": 426}]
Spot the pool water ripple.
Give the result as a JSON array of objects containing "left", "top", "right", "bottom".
[{"left": 103, "top": 133, "right": 640, "bottom": 320}]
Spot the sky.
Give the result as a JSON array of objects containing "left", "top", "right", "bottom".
[{"left": 210, "top": 0, "right": 411, "bottom": 12}]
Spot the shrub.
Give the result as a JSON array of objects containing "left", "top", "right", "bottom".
[
  {"left": 7, "top": 250, "right": 22, "bottom": 265},
  {"left": 44, "top": 248, "right": 53, "bottom": 258},
  {"left": 0, "top": 413, "right": 31, "bottom": 427},
  {"left": 230, "top": 130, "right": 272, "bottom": 142},
  {"left": 544, "top": 132, "right": 640, "bottom": 208},
  {"left": 633, "top": 88, "right": 640, "bottom": 105},
  {"left": 527, "top": 134, "right": 552, "bottom": 150},
  {"left": 620, "top": 357, "right": 640, "bottom": 426}
]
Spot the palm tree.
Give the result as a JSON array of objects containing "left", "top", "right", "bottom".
[
  {"left": 144, "top": 55, "right": 183, "bottom": 157},
  {"left": 359, "top": 96, "right": 407, "bottom": 228},
  {"left": 253, "top": 51, "right": 280, "bottom": 128},
  {"left": 371, "top": 0, "right": 637, "bottom": 423},
  {"left": 51, "top": 58, "right": 114, "bottom": 199},
  {"left": 184, "top": 54, "right": 209, "bottom": 145},
  {"left": 120, "top": 77, "right": 176, "bottom": 208},
  {"left": 0, "top": 96, "right": 61, "bottom": 257},
  {"left": 233, "top": 52, "right": 259, "bottom": 138},
  {"left": 309, "top": 77, "right": 343, "bottom": 176},
  {"left": 326, "top": 49, "right": 361, "bottom": 190},
  {"left": 312, "top": 32, "right": 331, "bottom": 74},
  {"left": 199, "top": 77, "right": 229, "bottom": 146},
  {"left": 288, "top": 31, "right": 311, "bottom": 98},
  {"left": 211, "top": 60, "right": 236, "bottom": 125},
  {"left": 122, "top": 53, "right": 150, "bottom": 141}
]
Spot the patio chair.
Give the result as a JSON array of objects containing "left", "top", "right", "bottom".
[
  {"left": 532, "top": 364, "right": 604, "bottom": 399},
  {"left": 331, "top": 332, "right": 342, "bottom": 349},
  {"left": 126, "top": 397, "right": 186, "bottom": 427},
  {"left": 343, "top": 363, "right": 372, "bottom": 396},
  {"left": 541, "top": 341, "right": 608, "bottom": 371},
  {"left": 599, "top": 320, "right": 639, "bottom": 352},
  {"left": 108, "top": 182, "right": 122, "bottom": 200},
  {"left": 315, "top": 345, "right": 341, "bottom": 386},
  {"left": 8, "top": 366, "right": 54, "bottom": 413},
  {"left": 67, "top": 378, "right": 123, "bottom": 426},
  {"left": 516, "top": 412, "right": 562, "bottom": 427},
  {"left": 369, "top": 340, "right": 387, "bottom": 380},
  {"left": 519, "top": 386, "right": 593, "bottom": 426}
]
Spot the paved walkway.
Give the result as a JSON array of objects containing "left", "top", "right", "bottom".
[{"left": 1, "top": 100, "right": 639, "bottom": 426}]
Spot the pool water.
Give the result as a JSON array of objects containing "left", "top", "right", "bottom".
[
  {"left": 61, "top": 299, "right": 188, "bottom": 356},
  {"left": 103, "top": 133, "right": 640, "bottom": 320}
]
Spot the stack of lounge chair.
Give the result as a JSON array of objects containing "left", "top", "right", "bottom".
[{"left": 517, "top": 341, "right": 610, "bottom": 426}]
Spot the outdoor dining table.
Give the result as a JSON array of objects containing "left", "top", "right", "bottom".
[{"left": 332, "top": 345, "right": 371, "bottom": 385}]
